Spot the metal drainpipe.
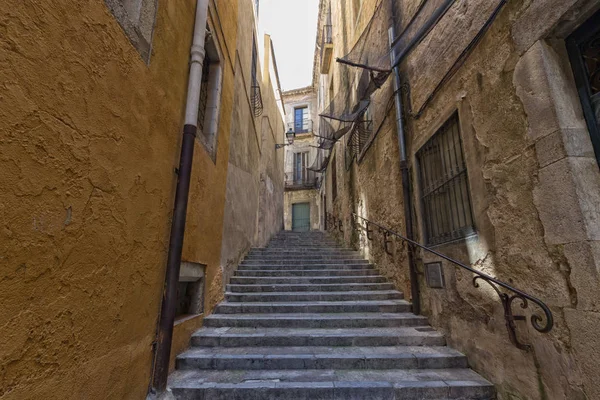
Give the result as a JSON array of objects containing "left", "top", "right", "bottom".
[
  {"left": 152, "top": 0, "right": 209, "bottom": 392},
  {"left": 388, "top": 26, "right": 421, "bottom": 315}
]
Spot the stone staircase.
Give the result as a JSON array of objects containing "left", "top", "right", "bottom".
[{"left": 167, "top": 231, "right": 495, "bottom": 399}]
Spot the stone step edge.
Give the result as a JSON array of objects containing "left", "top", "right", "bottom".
[{"left": 169, "top": 379, "right": 494, "bottom": 399}]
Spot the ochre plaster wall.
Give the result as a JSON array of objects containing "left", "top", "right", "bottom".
[
  {"left": 0, "top": 0, "right": 239, "bottom": 398},
  {"left": 320, "top": 0, "right": 600, "bottom": 399}
]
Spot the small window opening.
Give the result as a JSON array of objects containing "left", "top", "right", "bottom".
[
  {"left": 197, "top": 27, "right": 223, "bottom": 161},
  {"left": 175, "top": 262, "right": 206, "bottom": 320}
]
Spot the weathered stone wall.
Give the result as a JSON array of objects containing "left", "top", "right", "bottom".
[
  {"left": 219, "top": 0, "right": 285, "bottom": 291},
  {"left": 318, "top": 0, "right": 600, "bottom": 399},
  {"left": 321, "top": 0, "right": 412, "bottom": 298}
]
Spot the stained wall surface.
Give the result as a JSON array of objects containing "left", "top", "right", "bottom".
[
  {"left": 0, "top": 0, "right": 278, "bottom": 398},
  {"left": 219, "top": 0, "right": 285, "bottom": 293},
  {"left": 317, "top": 0, "right": 600, "bottom": 399}
]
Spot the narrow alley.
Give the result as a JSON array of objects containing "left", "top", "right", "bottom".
[{"left": 1, "top": 0, "right": 600, "bottom": 399}]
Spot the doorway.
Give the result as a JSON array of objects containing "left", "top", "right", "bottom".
[{"left": 292, "top": 203, "right": 311, "bottom": 232}]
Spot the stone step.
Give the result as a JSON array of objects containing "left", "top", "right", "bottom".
[
  {"left": 230, "top": 276, "right": 387, "bottom": 285},
  {"left": 241, "top": 259, "right": 370, "bottom": 266},
  {"left": 250, "top": 248, "right": 358, "bottom": 253},
  {"left": 250, "top": 251, "right": 357, "bottom": 256},
  {"left": 269, "top": 238, "right": 341, "bottom": 241},
  {"left": 266, "top": 242, "right": 347, "bottom": 247},
  {"left": 214, "top": 300, "right": 411, "bottom": 314},
  {"left": 225, "top": 290, "right": 404, "bottom": 303},
  {"left": 268, "top": 238, "right": 340, "bottom": 243},
  {"left": 227, "top": 283, "right": 395, "bottom": 293},
  {"left": 276, "top": 230, "right": 327, "bottom": 234},
  {"left": 274, "top": 233, "right": 328, "bottom": 237},
  {"left": 245, "top": 254, "right": 364, "bottom": 260},
  {"left": 192, "top": 327, "right": 445, "bottom": 347},
  {"left": 238, "top": 263, "right": 373, "bottom": 271},
  {"left": 168, "top": 369, "right": 494, "bottom": 400},
  {"left": 274, "top": 232, "right": 328, "bottom": 236},
  {"left": 234, "top": 269, "right": 380, "bottom": 277},
  {"left": 203, "top": 313, "right": 427, "bottom": 328},
  {"left": 176, "top": 346, "right": 468, "bottom": 371}
]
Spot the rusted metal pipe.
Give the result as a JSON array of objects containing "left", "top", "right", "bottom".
[
  {"left": 389, "top": 26, "right": 421, "bottom": 315},
  {"left": 152, "top": 0, "right": 209, "bottom": 392}
]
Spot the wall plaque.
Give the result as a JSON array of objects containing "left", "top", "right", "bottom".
[{"left": 425, "top": 262, "right": 445, "bottom": 289}]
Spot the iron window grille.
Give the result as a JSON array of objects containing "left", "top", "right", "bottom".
[
  {"left": 417, "top": 113, "right": 475, "bottom": 246},
  {"left": 251, "top": 35, "right": 263, "bottom": 117},
  {"left": 566, "top": 10, "right": 600, "bottom": 166},
  {"left": 197, "top": 53, "right": 210, "bottom": 133}
]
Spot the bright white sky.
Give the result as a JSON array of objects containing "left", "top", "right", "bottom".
[{"left": 259, "top": 0, "right": 320, "bottom": 91}]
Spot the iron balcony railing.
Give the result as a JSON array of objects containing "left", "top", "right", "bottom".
[
  {"left": 287, "top": 120, "right": 313, "bottom": 135},
  {"left": 251, "top": 83, "right": 263, "bottom": 118},
  {"left": 285, "top": 172, "right": 319, "bottom": 190},
  {"left": 325, "top": 211, "right": 554, "bottom": 352}
]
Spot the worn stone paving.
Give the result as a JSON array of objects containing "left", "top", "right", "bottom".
[{"left": 167, "top": 231, "right": 495, "bottom": 399}]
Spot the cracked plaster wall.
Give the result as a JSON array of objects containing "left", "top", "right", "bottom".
[
  {"left": 0, "top": 0, "right": 241, "bottom": 398},
  {"left": 322, "top": 0, "right": 600, "bottom": 399}
]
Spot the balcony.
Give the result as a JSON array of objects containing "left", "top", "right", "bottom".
[
  {"left": 287, "top": 120, "right": 313, "bottom": 135},
  {"left": 320, "top": 24, "right": 333, "bottom": 74},
  {"left": 285, "top": 172, "right": 319, "bottom": 191},
  {"left": 251, "top": 83, "right": 263, "bottom": 117}
]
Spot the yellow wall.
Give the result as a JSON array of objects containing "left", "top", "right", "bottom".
[{"left": 0, "top": 0, "right": 240, "bottom": 398}]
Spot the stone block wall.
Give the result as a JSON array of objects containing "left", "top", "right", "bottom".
[{"left": 318, "top": 0, "right": 600, "bottom": 398}]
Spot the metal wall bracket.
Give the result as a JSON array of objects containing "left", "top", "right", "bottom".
[{"left": 383, "top": 231, "right": 393, "bottom": 255}]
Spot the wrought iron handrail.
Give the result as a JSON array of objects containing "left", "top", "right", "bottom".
[{"left": 326, "top": 211, "right": 554, "bottom": 351}]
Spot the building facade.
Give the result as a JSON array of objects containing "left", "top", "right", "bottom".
[
  {"left": 314, "top": 0, "right": 600, "bottom": 399},
  {"left": 281, "top": 87, "right": 323, "bottom": 231},
  {"left": 0, "top": 0, "right": 284, "bottom": 398}
]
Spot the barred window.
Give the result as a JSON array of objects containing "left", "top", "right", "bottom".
[
  {"left": 417, "top": 113, "right": 475, "bottom": 246},
  {"left": 197, "top": 27, "right": 223, "bottom": 161},
  {"left": 197, "top": 53, "right": 211, "bottom": 134},
  {"left": 566, "top": 9, "right": 600, "bottom": 166}
]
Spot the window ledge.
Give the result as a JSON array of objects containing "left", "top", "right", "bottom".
[{"left": 174, "top": 313, "right": 204, "bottom": 326}]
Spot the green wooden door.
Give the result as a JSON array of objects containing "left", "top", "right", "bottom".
[{"left": 292, "top": 203, "right": 310, "bottom": 232}]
